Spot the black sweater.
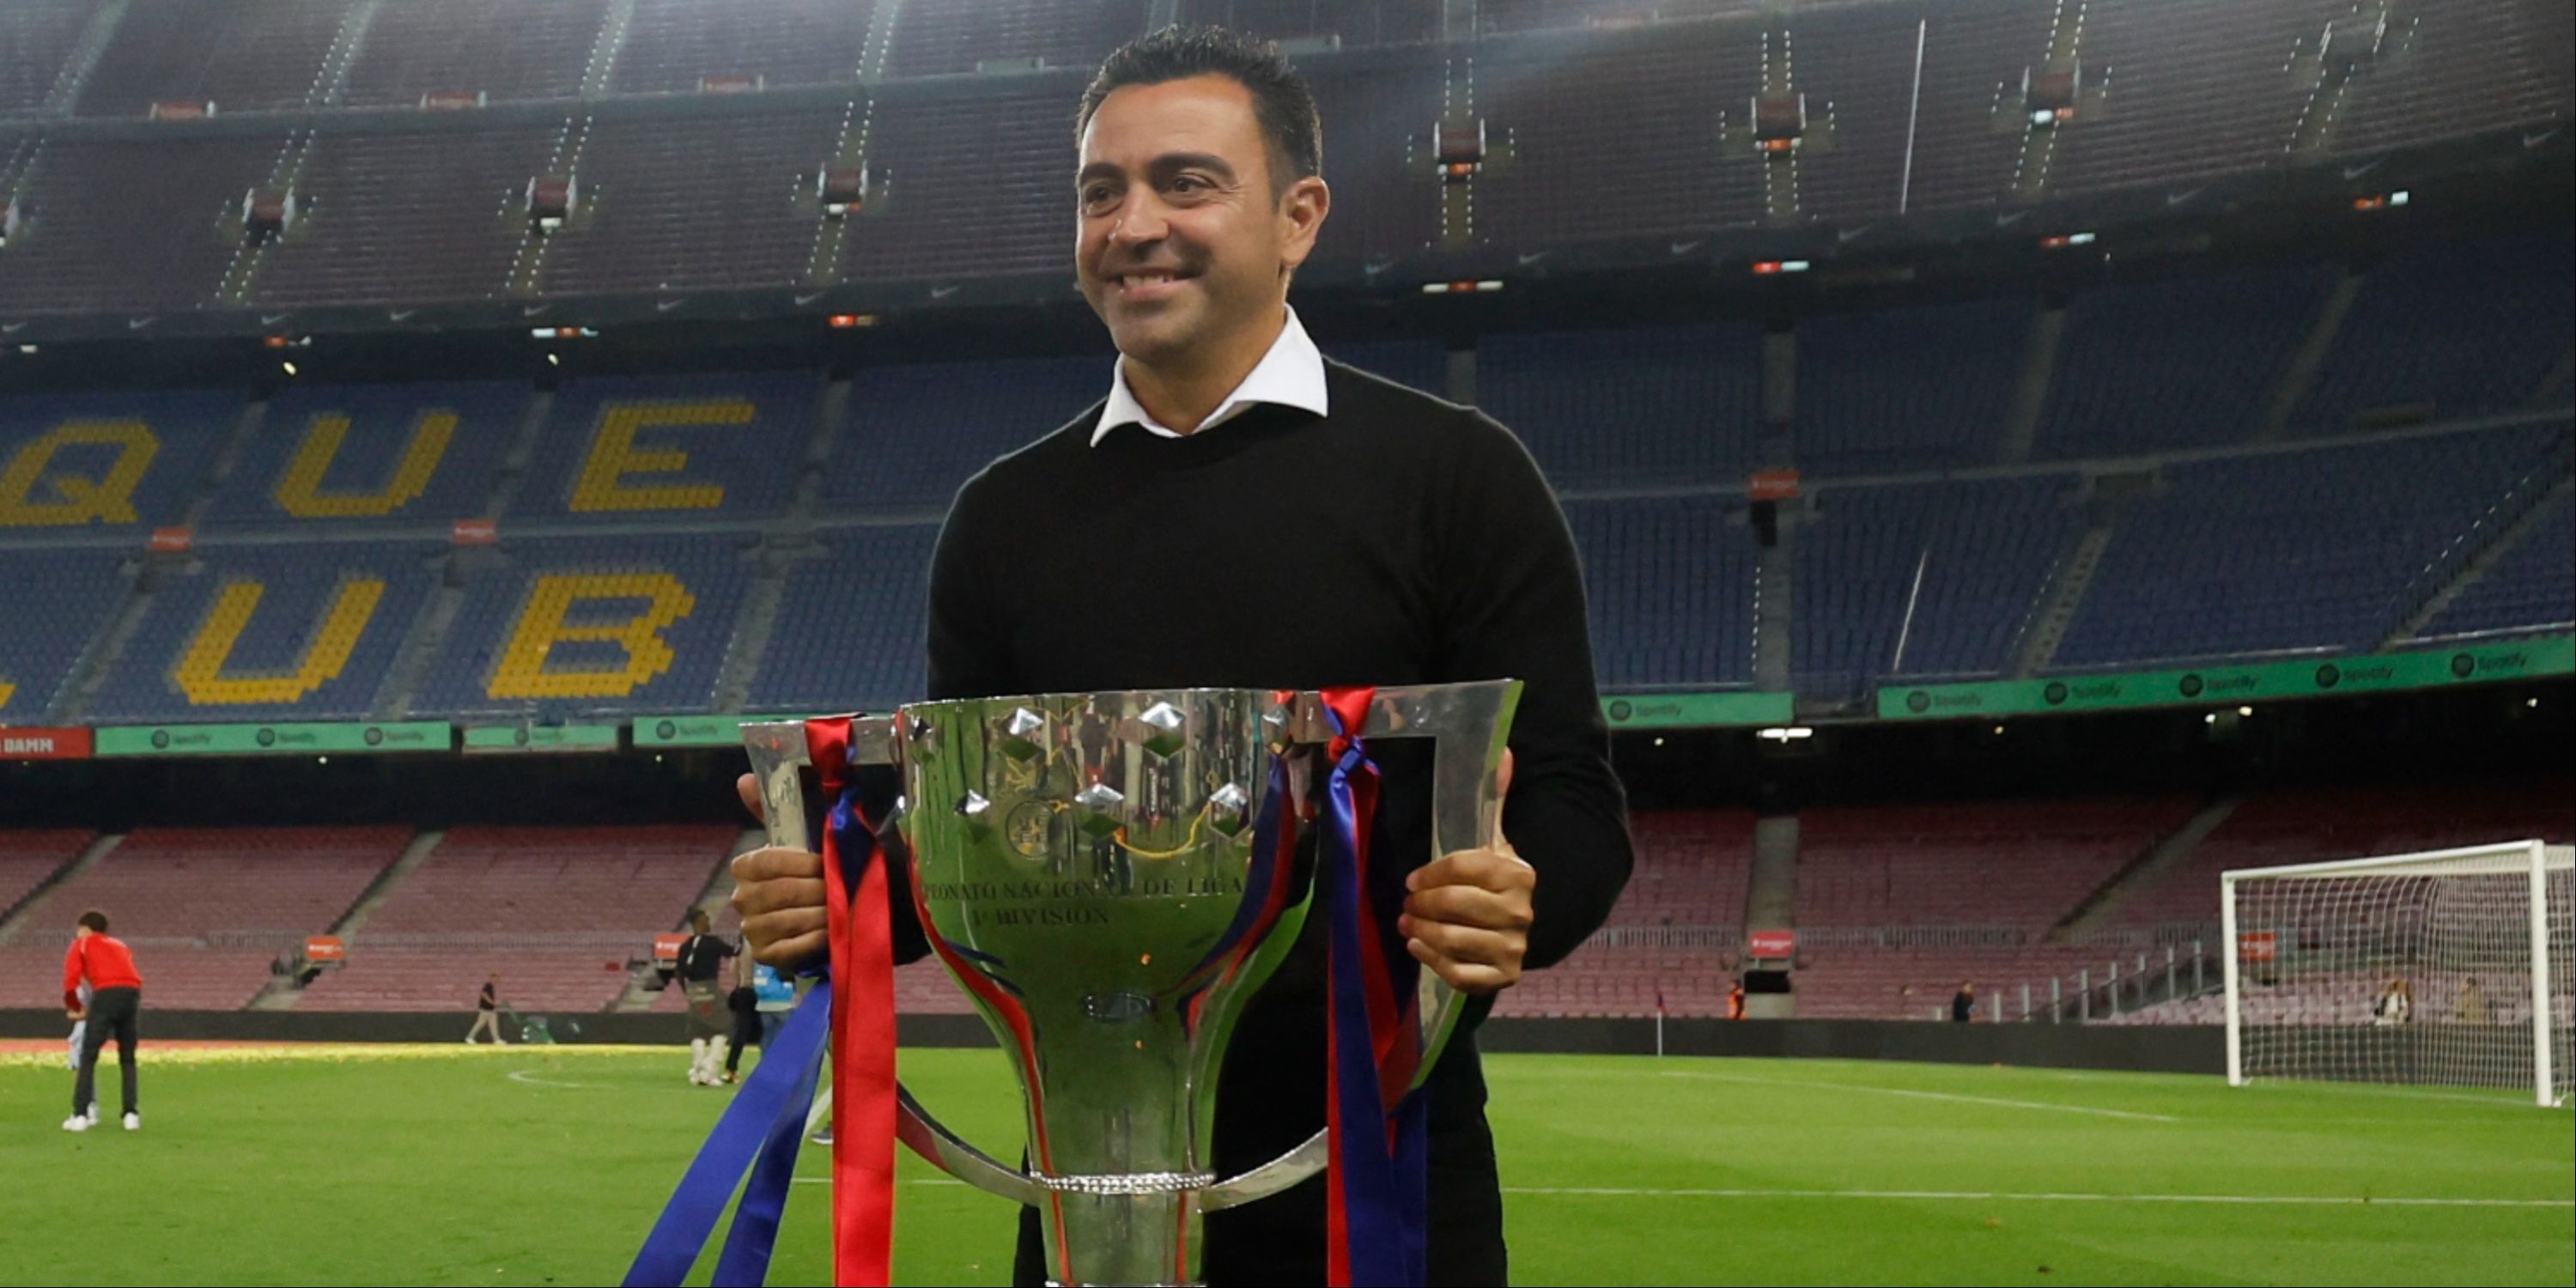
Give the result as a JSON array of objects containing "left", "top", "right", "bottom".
[{"left": 923, "top": 358, "right": 1634, "bottom": 1283}]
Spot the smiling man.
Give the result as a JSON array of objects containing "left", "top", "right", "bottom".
[{"left": 731, "top": 26, "right": 1632, "bottom": 1285}]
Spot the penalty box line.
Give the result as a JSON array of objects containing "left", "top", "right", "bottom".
[{"left": 1659, "top": 1069, "right": 2183, "bottom": 1121}]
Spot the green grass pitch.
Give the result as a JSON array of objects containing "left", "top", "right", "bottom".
[{"left": 4, "top": 1043, "right": 2569, "bottom": 1285}]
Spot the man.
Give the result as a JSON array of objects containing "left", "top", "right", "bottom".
[
  {"left": 63, "top": 910, "right": 143, "bottom": 1132},
  {"left": 465, "top": 973, "right": 506, "bottom": 1044},
  {"left": 2455, "top": 976, "right": 2489, "bottom": 1024},
  {"left": 67, "top": 979, "right": 89, "bottom": 1072},
  {"left": 730, "top": 27, "right": 1631, "bottom": 1283},
  {"left": 674, "top": 909, "right": 737, "bottom": 1085},
  {"left": 721, "top": 954, "right": 761, "bottom": 1084},
  {"left": 1950, "top": 981, "right": 1977, "bottom": 1023}
]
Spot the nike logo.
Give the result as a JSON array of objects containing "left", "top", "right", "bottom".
[
  {"left": 1, "top": 322, "right": 23, "bottom": 333},
  {"left": 655, "top": 298, "right": 684, "bottom": 313},
  {"left": 259, "top": 313, "right": 289, "bottom": 325},
  {"left": 1837, "top": 225, "right": 1873, "bottom": 244},
  {"left": 125, "top": 318, "right": 154, "bottom": 331},
  {"left": 522, "top": 304, "right": 550, "bottom": 317},
  {"left": 2522, "top": 128, "right": 2560, "bottom": 149},
  {"left": 1670, "top": 240, "right": 1704, "bottom": 255},
  {"left": 793, "top": 291, "right": 826, "bottom": 306},
  {"left": 1516, "top": 250, "right": 1550, "bottom": 266},
  {"left": 2164, "top": 187, "right": 2203, "bottom": 207},
  {"left": 388, "top": 308, "right": 417, "bottom": 321},
  {"left": 928, "top": 285, "right": 958, "bottom": 300},
  {"left": 1995, "top": 210, "right": 2030, "bottom": 228},
  {"left": 2339, "top": 159, "right": 2382, "bottom": 179}
]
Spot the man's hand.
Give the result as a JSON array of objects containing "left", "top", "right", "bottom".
[
  {"left": 66, "top": 1006, "right": 86, "bottom": 1023},
  {"left": 1397, "top": 750, "right": 1534, "bottom": 995},
  {"left": 729, "top": 773, "right": 829, "bottom": 970}
]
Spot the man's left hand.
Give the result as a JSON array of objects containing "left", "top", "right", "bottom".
[{"left": 1398, "top": 750, "right": 1534, "bottom": 995}]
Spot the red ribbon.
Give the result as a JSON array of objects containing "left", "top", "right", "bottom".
[{"left": 806, "top": 717, "right": 896, "bottom": 1288}]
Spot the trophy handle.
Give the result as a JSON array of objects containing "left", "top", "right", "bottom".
[
  {"left": 741, "top": 720, "right": 1048, "bottom": 1207},
  {"left": 1205, "top": 677, "right": 1522, "bottom": 1208}
]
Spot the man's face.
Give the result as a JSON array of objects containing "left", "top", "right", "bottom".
[{"left": 1075, "top": 75, "right": 1324, "bottom": 367}]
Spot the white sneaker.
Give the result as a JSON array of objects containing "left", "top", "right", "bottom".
[
  {"left": 122, "top": 1113, "right": 140, "bottom": 1131},
  {"left": 86, "top": 1103, "right": 100, "bottom": 1125},
  {"left": 63, "top": 1115, "right": 90, "bottom": 1132}
]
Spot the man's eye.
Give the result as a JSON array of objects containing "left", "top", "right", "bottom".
[{"left": 1080, "top": 186, "right": 1115, "bottom": 208}]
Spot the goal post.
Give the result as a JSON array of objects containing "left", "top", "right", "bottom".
[{"left": 2222, "top": 840, "right": 2573, "bottom": 1107}]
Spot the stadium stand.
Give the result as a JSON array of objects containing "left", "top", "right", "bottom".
[
  {"left": 1476, "top": 324, "right": 1760, "bottom": 489},
  {"left": 250, "top": 124, "right": 568, "bottom": 309},
  {"left": 2292, "top": 230, "right": 2576, "bottom": 431},
  {"left": 296, "top": 823, "right": 734, "bottom": 1012},
  {"left": 1567, "top": 497, "right": 1760, "bottom": 690},
  {"left": 744, "top": 525, "right": 938, "bottom": 715},
  {"left": 1303, "top": 58, "right": 1444, "bottom": 269},
  {"left": 842, "top": 85, "right": 1072, "bottom": 283},
  {"left": 2327, "top": 0, "right": 2576, "bottom": 158},
  {"left": 884, "top": 0, "right": 1148, "bottom": 77},
  {"left": 338, "top": 0, "right": 608, "bottom": 109},
  {"left": 0, "top": 388, "right": 240, "bottom": 532},
  {"left": 199, "top": 381, "right": 525, "bottom": 529},
  {"left": 1794, "top": 300, "right": 2033, "bottom": 476},
  {"left": 0, "top": 133, "right": 287, "bottom": 315},
  {"left": 1794, "top": 476, "right": 2082, "bottom": 690},
  {"left": 511, "top": 372, "right": 815, "bottom": 521},
  {"left": 2050, "top": 422, "right": 2571, "bottom": 668},
  {"left": 408, "top": 532, "right": 756, "bottom": 720},
  {"left": 0, "top": 548, "right": 137, "bottom": 723},
  {"left": 537, "top": 106, "right": 854, "bottom": 298},
  {"left": 828, "top": 355, "right": 1103, "bottom": 512},
  {"left": 0, "top": 829, "right": 92, "bottom": 920},
  {"left": 1471, "top": 29, "right": 1764, "bottom": 249},
  {"left": 1177, "top": 0, "right": 1439, "bottom": 48},
  {"left": 1795, "top": 797, "right": 2201, "bottom": 933},
  {"left": 2415, "top": 492, "right": 2576, "bottom": 641},
  {"left": 76, "top": 0, "right": 349, "bottom": 118},
  {"left": 0, "top": 826, "right": 410, "bottom": 1010},
  {"left": 2032, "top": 268, "right": 2331, "bottom": 459},
  {"left": 1493, "top": 808, "right": 1753, "bottom": 1018},
  {"left": 608, "top": 0, "right": 877, "bottom": 95},
  {"left": 0, "top": 0, "right": 94, "bottom": 117},
  {"left": 83, "top": 540, "right": 444, "bottom": 724}
]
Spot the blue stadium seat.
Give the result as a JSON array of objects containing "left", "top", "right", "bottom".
[
  {"left": 828, "top": 355, "right": 1104, "bottom": 513},
  {"left": 1797, "top": 301, "right": 2032, "bottom": 476},
  {"left": 512, "top": 373, "right": 815, "bottom": 522},
  {"left": 2035, "top": 267, "right": 2329, "bottom": 459},
  {"left": 408, "top": 533, "right": 757, "bottom": 720},
  {"left": 2053, "top": 423, "right": 2569, "bottom": 668},
  {"left": 1479, "top": 324, "right": 1761, "bottom": 490},
  {"left": 0, "top": 548, "right": 135, "bottom": 723},
  {"left": 0, "top": 389, "right": 239, "bottom": 532},
  {"left": 2416, "top": 492, "right": 2576, "bottom": 641},
  {"left": 1565, "top": 496, "right": 1758, "bottom": 690},
  {"left": 2294, "top": 230, "right": 2575, "bottom": 430},
  {"left": 198, "top": 382, "right": 525, "bottom": 529},
  {"left": 744, "top": 525, "right": 939, "bottom": 714},
  {"left": 86, "top": 540, "right": 442, "bottom": 723},
  {"left": 1795, "top": 476, "right": 2083, "bottom": 688}
]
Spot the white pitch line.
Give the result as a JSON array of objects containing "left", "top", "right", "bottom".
[
  {"left": 1660, "top": 1070, "right": 2181, "bottom": 1121},
  {"left": 504, "top": 1068, "right": 696, "bottom": 1093},
  {"left": 1504, "top": 1187, "right": 2572, "bottom": 1208}
]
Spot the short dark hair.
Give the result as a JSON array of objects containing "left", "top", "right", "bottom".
[
  {"left": 1077, "top": 26, "right": 1322, "bottom": 195},
  {"left": 77, "top": 910, "right": 107, "bottom": 933}
]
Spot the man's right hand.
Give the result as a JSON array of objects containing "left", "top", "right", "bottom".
[{"left": 731, "top": 773, "right": 829, "bottom": 970}]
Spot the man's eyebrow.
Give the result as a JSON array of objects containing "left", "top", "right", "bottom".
[{"left": 1076, "top": 153, "right": 1239, "bottom": 186}]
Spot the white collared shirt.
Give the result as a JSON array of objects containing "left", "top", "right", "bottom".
[{"left": 1091, "top": 307, "right": 1330, "bottom": 447}]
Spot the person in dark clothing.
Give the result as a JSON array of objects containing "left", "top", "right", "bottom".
[
  {"left": 465, "top": 974, "right": 506, "bottom": 1044},
  {"left": 722, "top": 956, "right": 762, "bottom": 1084},
  {"left": 1952, "top": 981, "right": 1978, "bottom": 1024},
  {"left": 674, "top": 909, "right": 738, "bottom": 1085},
  {"left": 726, "top": 26, "right": 1632, "bottom": 1285},
  {"left": 63, "top": 910, "right": 143, "bottom": 1132}
]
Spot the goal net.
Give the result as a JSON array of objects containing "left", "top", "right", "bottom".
[{"left": 2222, "top": 840, "right": 2573, "bottom": 1107}]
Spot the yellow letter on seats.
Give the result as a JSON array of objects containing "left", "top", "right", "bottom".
[
  {"left": 172, "top": 578, "right": 386, "bottom": 706},
  {"left": 568, "top": 401, "right": 750, "bottom": 512},
  {"left": 0, "top": 420, "right": 160, "bottom": 526},
  {"left": 0, "top": 677, "right": 15, "bottom": 712},
  {"left": 486, "top": 572, "right": 696, "bottom": 698},
  {"left": 273, "top": 410, "right": 457, "bottom": 519}
]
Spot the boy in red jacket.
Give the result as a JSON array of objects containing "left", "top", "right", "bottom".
[{"left": 63, "top": 909, "right": 143, "bottom": 1133}]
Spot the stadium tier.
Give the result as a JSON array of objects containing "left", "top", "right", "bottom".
[
  {"left": 295, "top": 823, "right": 734, "bottom": 1012},
  {"left": 1793, "top": 301, "right": 2033, "bottom": 477},
  {"left": 2032, "top": 268, "right": 2332, "bottom": 459},
  {"left": 0, "top": 0, "right": 2567, "bottom": 313},
  {"left": 1477, "top": 324, "right": 1761, "bottom": 489},
  {"left": 2418, "top": 491, "right": 2575, "bottom": 641}
]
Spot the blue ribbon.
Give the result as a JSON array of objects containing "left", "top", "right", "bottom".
[
  {"left": 626, "top": 779, "right": 878, "bottom": 1287},
  {"left": 1322, "top": 728, "right": 1431, "bottom": 1287}
]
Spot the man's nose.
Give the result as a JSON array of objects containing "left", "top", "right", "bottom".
[{"left": 1109, "top": 190, "right": 1170, "bottom": 247}]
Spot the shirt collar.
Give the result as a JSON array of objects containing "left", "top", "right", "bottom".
[{"left": 1091, "top": 307, "right": 1329, "bottom": 447}]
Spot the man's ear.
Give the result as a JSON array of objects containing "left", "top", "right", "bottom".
[{"left": 1277, "top": 174, "right": 1331, "bottom": 275}]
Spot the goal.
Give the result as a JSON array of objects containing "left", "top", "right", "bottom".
[{"left": 2222, "top": 840, "right": 2573, "bottom": 1107}]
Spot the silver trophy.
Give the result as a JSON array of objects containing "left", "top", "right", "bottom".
[{"left": 742, "top": 681, "right": 1518, "bottom": 1287}]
